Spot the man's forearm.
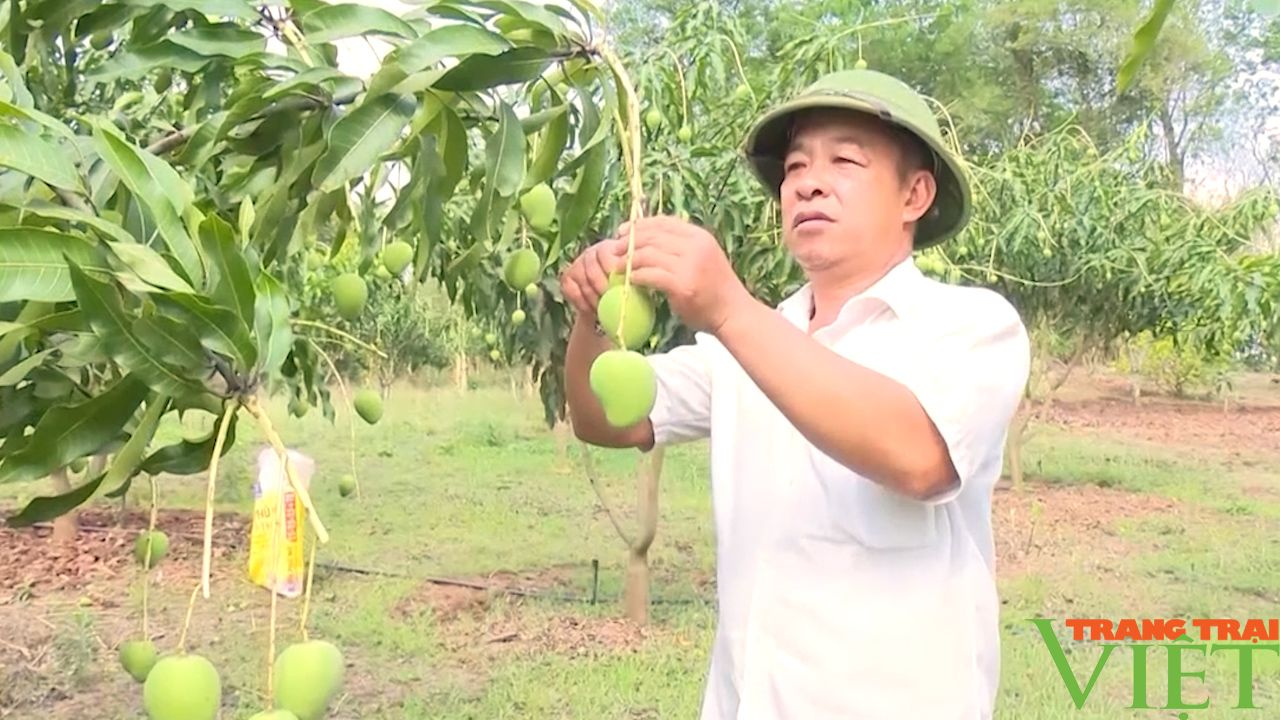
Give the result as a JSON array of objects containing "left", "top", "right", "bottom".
[{"left": 715, "top": 297, "right": 956, "bottom": 499}]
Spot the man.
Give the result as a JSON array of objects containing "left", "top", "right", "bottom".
[{"left": 561, "top": 69, "right": 1030, "bottom": 719}]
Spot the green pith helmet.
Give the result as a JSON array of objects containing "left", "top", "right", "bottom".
[{"left": 741, "top": 69, "right": 972, "bottom": 249}]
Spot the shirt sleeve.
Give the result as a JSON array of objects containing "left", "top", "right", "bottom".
[
  {"left": 898, "top": 292, "right": 1031, "bottom": 505},
  {"left": 646, "top": 335, "right": 714, "bottom": 447}
]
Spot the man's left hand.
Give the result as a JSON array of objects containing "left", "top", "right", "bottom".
[{"left": 610, "top": 216, "right": 753, "bottom": 335}]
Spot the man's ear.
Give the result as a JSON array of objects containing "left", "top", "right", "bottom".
[{"left": 902, "top": 170, "right": 937, "bottom": 225}]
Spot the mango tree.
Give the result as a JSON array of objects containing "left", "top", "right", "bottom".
[
  {"left": 0, "top": 0, "right": 678, "bottom": 714},
  {"left": 923, "top": 123, "right": 1280, "bottom": 488}
]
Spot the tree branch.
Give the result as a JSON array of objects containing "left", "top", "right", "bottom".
[
  {"left": 632, "top": 447, "right": 664, "bottom": 556},
  {"left": 143, "top": 89, "right": 363, "bottom": 158},
  {"left": 146, "top": 128, "right": 195, "bottom": 156},
  {"left": 580, "top": 442, "right": 633, "bottom": 547},
  {"left": 52, "top": 187, "right": 91, "bottom": 213},
  {"left": 140, "top": 43, "right": 589, "bottom": 159}
]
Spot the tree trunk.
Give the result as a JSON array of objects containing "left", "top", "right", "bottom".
[
  {"left": 380, "top": 361, "right": 395, "bottom": 398},
  {"left": 623, "top": 548, "right": 650, "bottom": 624},
  {"left": 1006, "top": 412, "right": 1029, "bottom": 490},
  {"left": 524, "top": 365, "right": 535, "bottom": 399},
  {"left": 1158, "top": 104, "right": 1186, "bottom": 191},
  {"left": 553, "top": 418, "right": 570, "bottom": 466},
  {"left": 623, "top": 447, "right": 665, "bottom": 625},
  {"left": 453, "top": 352, "right": 468, "bottom": 392},
  {"left": 50, "top": 468, "right": 78, "bottom": 544}
]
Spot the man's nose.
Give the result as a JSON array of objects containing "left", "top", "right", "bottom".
[{"left": 791, "top": 170, "right": 827, "bottom": 200}]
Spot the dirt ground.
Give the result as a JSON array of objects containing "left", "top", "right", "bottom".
[
  {"left": 1, "top": 508, "right": 246, "bottom": 598},
  {"left": 1042, "top": 398, "right": 1280, "bottom": 456},
  {"left": 991, "top": 483, "right": 1182, "bottom": 579}
]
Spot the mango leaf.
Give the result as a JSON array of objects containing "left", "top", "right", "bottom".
[
  {"left": 27, "top": 1, "right": 96, "bottom": 30},
  {"left": 473, "top": 0, "right": 569, "bottom": 35},
  {"left": 262, "top": 67, "right": 347, "bottom": 101},
  {"left": 0, "top": 303, "right": 56, "bottom": 358},
  {"left": 92, "top": 122, "right": 203, "bottom": 285},
  {"left": 174, "top": 111, "right": 228, "bottom": 170},
  {"left": 418, "top": 107, "right": 467, "bottom": 277},
  {"left": 198, "top": 215, "right": 255, "bottom": 325},
  {"left": 311, "top": 93, "right": 417, "bottom": 194},
  {"left": 97, "top": 392, "right": 171, "bottom": 505},
  {"left": 138, "top": 148, "right": 197, "bottom": 217},
  {"left": 106, "top": 243, "right": 195, "bottom": 294},
  {"left": 566, "top": 0, "right": 604, "bottom": 22},
  {"left": 0, "top": 50, "right": 33, "bottom": 108},
  {"left": 238, "top": 198, "right": 255, "bottom": 244},
  {"left": 121, "top": 0, "right": 258, "bottom": 20},
  {"left": 368, "top": 24, "right": 509, "bottom": 96},
  {"left": 0, "top": 229, "right": 112, "bottom": 303},
  {"left": 524, "top": 103, "right": 569, "bottom": 190},
  {"left": 0, "top": 374, "right": 148, "bottom": 484},
  {"left": 156, "top": 292, "right": 257, "bottom": 370},
  {"left": 556, "top": 141, "right": 609, "bottom": 261},
  {"left": 140, "top": 412, "right": 237, "bottom": 475},
  {"left": 385, "top": 147, "right": 432, "bottom": 232},
  {"left": 299, "top": 3, "right": 417, "bottom": 44},
  {"left": 75, "top": 3, "right": 149, "bottom": 38},
  {"left": 68, "top": 264, "right": 208, "bottom": 399},
  {"left": 0, "top": 100, "right": 77, "bottom": 146},
  {"left": 216, "top": 76, "right": 279, "bottom": 136},
  {"left": 469, "top": 102, "right": 526, "bottom": 242},
  {"left": 92, "top": 122, "right": 205, "bottom": 288},
  {"left": 491, "top": 102, "right": 527, "bottom": 198},
  {"left": 167, "top": 24, "right": 267, "bottom": 58},
  {"left": 86, "top": 41, "right": 212, "bottom": 83},
  {"left": 558, "top": 73, "right": 614, "bottom": 176},
  {"left": 239, "top": 52, "right": 310, "bottom": 74},
  {"left": 4, "top": 201, "right": 135, "bottom": 245},
  {"left": 0, "top": 125, "right": 83, "bottom": 192},
  {"left": 253, "top": 271, "right": 292, "bottom": 378},
  {"left": 1117, "top": 0, "right": 1176, "bottom": 93},
  {"left": 5, "top": 472, "right": 105, "bottom": 526},
  {"left": 52, "top": 332, "right": 102, "bottom": 368},
  {"left": 103, "top": 475, "right": 134, "bottom": 499},
  {"left": 435, "top": 46, "right": 553, "bottom": 92},
  {"left": 520, "top": 103, "right": 567, "bottom": 135},
  {"left": 132, "top": 314, "right": 207, "bottom": 374},
  {"left": 0, "top": 348, "right": 55, "bottom": 387}
]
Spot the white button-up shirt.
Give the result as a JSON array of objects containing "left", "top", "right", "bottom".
[{"left": 646, "top": 257, "right": 1031, "bottom": 719}]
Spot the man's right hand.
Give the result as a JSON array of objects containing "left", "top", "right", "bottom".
[{"left": 560, "top": 238, "right": 628, "bottom": 318}]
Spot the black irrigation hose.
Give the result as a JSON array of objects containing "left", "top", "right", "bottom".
[{"left": 315, "top": 560, "right": 712, "bottom": 607}]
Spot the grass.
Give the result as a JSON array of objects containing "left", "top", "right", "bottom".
[{"left": 0, "top": 373, "right": 1278, "bottom": 718}]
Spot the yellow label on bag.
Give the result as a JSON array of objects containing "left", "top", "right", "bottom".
[{"left": 247, "top": 447, "right": 312, "bottom": 598}]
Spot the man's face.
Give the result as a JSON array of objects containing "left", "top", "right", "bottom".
[{"left": 778, "top": 109, "right": 936, "bottom": 272}]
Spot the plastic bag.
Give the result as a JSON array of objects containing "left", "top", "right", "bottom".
[{"left": 247, "top": 446, "right": 314, "bottom": 598}]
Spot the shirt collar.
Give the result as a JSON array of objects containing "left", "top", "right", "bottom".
[{"left": 778, "top": 256, "right": 927, "bottom": 330}]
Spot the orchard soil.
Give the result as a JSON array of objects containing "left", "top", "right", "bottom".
[{"left": 1, "top": 368, "right": 1278, "bottom": 719}]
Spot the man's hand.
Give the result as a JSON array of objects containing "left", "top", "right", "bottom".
[
  {"left": 560, "top": 237, "right": 629, "bottom": 318},
  {"left": 613, "top": 216, "right": 753, "bottom": 335}
]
